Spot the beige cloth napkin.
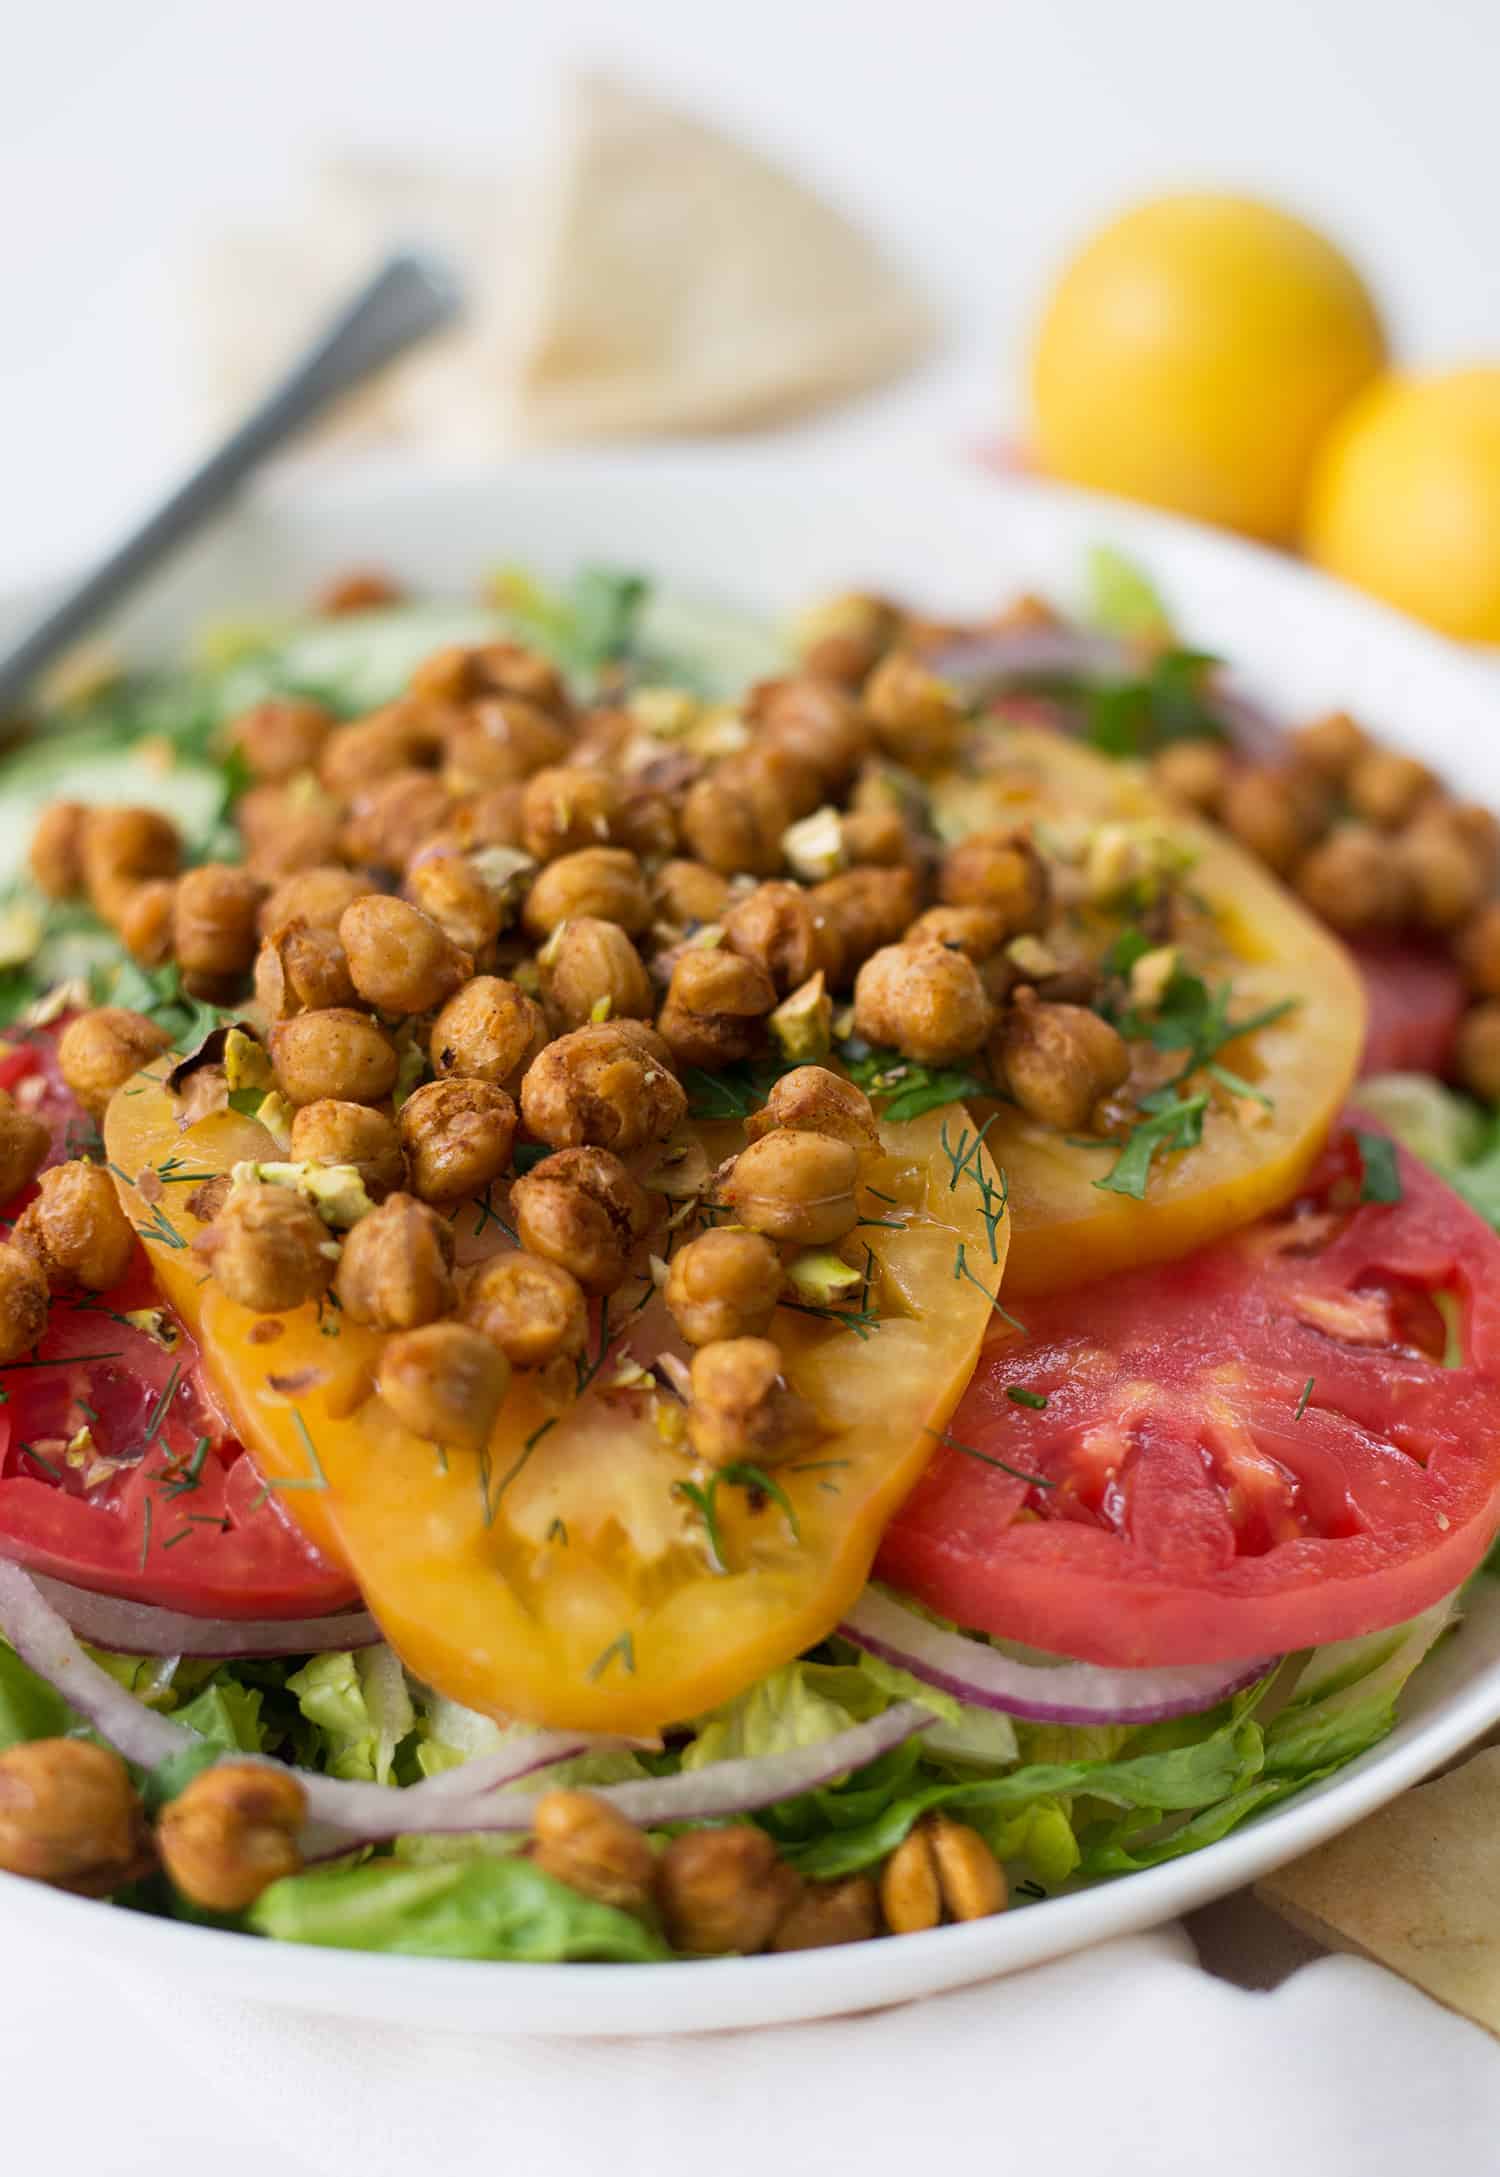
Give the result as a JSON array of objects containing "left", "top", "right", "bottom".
[{"left": 190, "top": 71, "right": 936, "bottom": 454}]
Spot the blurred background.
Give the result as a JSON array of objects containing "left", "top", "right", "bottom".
[{"left": 6, "top": 0, "right": 1500, "bottom": 629}]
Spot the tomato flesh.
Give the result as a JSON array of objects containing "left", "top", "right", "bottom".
[
  {"left": 1351, "top": 938, "right": 1467, "bottom": 1078},
  {"left": 878, "top": 1118, "right": 1500, "bottom": 1664}
]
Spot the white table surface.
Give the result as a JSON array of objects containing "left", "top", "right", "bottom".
[{"left": 6, "top": 2, "right": 1500, "bottom": 2165}]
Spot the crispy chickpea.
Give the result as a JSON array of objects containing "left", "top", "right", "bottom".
[
  {"left": 792, "top": 590, "right": 899, "bottom": 679},
  {"left": 343, "top": 769, "right": 453, "bottom": 871},
  {"left": 854, "top": 940, "right": 995, "bottom": 1064},
  {"left": 0, "top": 1740, "right": 151, "bottom": 1895},
  {"left": 398, "top": 1077, "right": 518, "bottom": 1203},
  {"left": 1292, "top": 709, "right": 1370, "bottom": 784},
  {"left": 718, "top": 1130, "right": 860, "bottom": 1245},
  {"left": 520, "top": 1021, "right": 686, "bottom": 1155},
  {"left": 319, "top": 700, "right": 449, "bottom": 797},
  {"left": 841, "top": 799, "right": 911, "bottom": 867},
  {"left": 29, "top": 800, "right": 88, "bottom": 897},
  {"left": 172, "top": 863, "right": 266, "bottom": 985},
  {"left": 317, "top": 566, "right": 403, "bottom": 616},
  {"left": 906, "top": 904, "right": 1010, "bottom": 960},
  {"left": 531, "top": 1790, "right": 656, "bottom": 1915},
  {"left": 114, "top": 877, "right": 177, "bottom": 965},
  {"left": 13, "top": 1161, "right": 135, "bottom": 1292},
  {"left": 1457, "top": 1001, "right": 1500, "bottom": 1101},
  {"left": 722, "top": 881, "right": 841, "bottom": 997},
  {"left": 378, "top": 1321, "right": 511, "bottom": 1449},
  {"left": 403, "top": 850, "right": 504, "bottom": 957},
  {"left": 810, "top": 866, "right": 921, "bottom": 984},
  {"left": 771, "top": 1875, "right": 880, "bottom": 1952},
  {"left": 0, "top": 1242, "right": 48, "bottom": 1364},
  {"left": 429, "top": 976, "right": 549, "bottom": 1094},
  {"left": 335, "top": 1193, "right": 456, "bottom": 1329},
  {"left": 523, "top": 847, "right": 651, "bottom": 940},
  {"left": 938, "top": 830, "right": 1049, "bottom": 934},
  {"left": 519, "top": 766, "right": 626, "bottom": 863},
  {"left": 864, "top": 649, "right": 965, "bottom": 769},
  {"left": 1294, "top": 825, "right": 1410, "bottom": 932},
  {"left": 270, "top": 1008, "right": 399, "bottom": 1107},
  {"left": 687, "top": 1336, "right": 821, "bottom": 1469},
  {"left": 443, "top": 698, "right": 571, "bottom": 791},
  {"left": 665, "top": 1228, "right": 784, "bottom": 1347},
  {"left": 157, "top": 1762, "right": 304, "bottom": 1913},
  {"left": 658, "top": 948, "right": 777, "bottom": 1067},
  {"left": 258, "top": 866, "right": 373, "bottom": 939},
  {"left": 0, "top": 1088, "right": 50, "bottom": 1202},
  {"left": 744, "top": 1065, "right": 882, "bottom": 1155},
  {"left": 412, "top": 641, "right": 569, "bottom": 717},
  {"left": 254, "top": 920, "right": 357, "bottom": 1018},
  {"left": 82, "top": 806, "right": 180, "bottom": 916},
  {"left": 193, "top": 1184, "right": 334, "bottom": 1312},
  {"left": 449, "top": 784, "right": 527, "bottom": 851},
  {"left": 540, "top": 916, "right": 654, "bottom": 1027},
  {"left": 1457, "top": 902, "right": 1500, "bottom": 997},
  {"left": 510, "top": 1147, "right": 651, "bottom": 1295},
  {"left": 1347, "top": 748, "right": 1436, "bottom": 831},
  {"left": 228, "top": 696, "right": 334, "bottom": 783},
  {"left": 1149, "top": 739, "right": 1231, "bottom": 813},
  {"left": 679, "top": 770, "right": 787, "bottom": 879},
  {"left": 616, "top": 784, "right": 680, "bottom": 861},
  {"left": 881, "top": 1815, "right": 1006, "bottom": 1934},
  {"left": 650, "top": 859, "right": 732, "bottom": 930},
  {"left": 991, "top": 989, "right": 1130, "bottom": 1133},
  {"left": 658, "top": 1825, "right": 798, "bottom": 1956},
  {"left": 236, "top": 786, "right": 347, "bottom": 881},
  {"left": 57, "top": 1007, "right": 172, "bottom": 1119},
  {"left": 757, "top": 675, "right": 871, "bottom": 789},
  {"left": 336, "top": 895, "right": 472, "bottom": 1017},
  {"left": 462, "top": 1251, "right": 588, "bottom": 1369},
  {"left": 1398, "top": 811, "right": 1492, "bottom": 932},
  {"left": 291, "top": 1099, "right": 407, "bottom": 1201}
]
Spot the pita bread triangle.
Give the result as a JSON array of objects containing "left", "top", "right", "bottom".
[{"left": 506, "top": 70, "right": 938, "bottom": 443}]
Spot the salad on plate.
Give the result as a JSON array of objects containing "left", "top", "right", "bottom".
[{"left": 2, "top": 549, "right": 1499, "bottom": 1966}]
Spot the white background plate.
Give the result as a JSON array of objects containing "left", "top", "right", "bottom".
[{"left": 4, "top": 451, "right": 1500, "bottom": 2036}]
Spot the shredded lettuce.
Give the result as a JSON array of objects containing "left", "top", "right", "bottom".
[
  {"left": 1360, "top": 1072, "right": 1500, "bottom": 1227},
  {"left": 286, "top": 1647, "right": 414, "bottom": 1785}
]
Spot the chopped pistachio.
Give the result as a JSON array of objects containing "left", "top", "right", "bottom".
[
  {"left": 685, "top": 922, "right": 725, "bottom": 950},
  {"left": 1006, "top": 934, "right": 1058, "bottom": 980},
  {"left": 469, "top": 845, "right": 537, "bottom": 927},
  {"left": 627, "top": 685, "right": 701, "bottom": 739},
  {"left": 589, "top": 993, "right": 614, "bottom": 1023},
  {"left": 770, "top": 971, "right": 833, "bottom": 1064},
  {"left": 0, "top": 900, "right": 43, "bottom": 970},
  {"left": 122, "top": 1308, "right": 182, "bottom": 1350},
  {"left": 229, "top": 1159, "right": 375, "bottom": 1231},
  {"left": 685, "top": 707, "right": 750, "bottom": 759},
  {"left": 21, "top": 977, "right": 90, "bottom": 1029},
  {"left": 537, "top": 920, "right": 570, "bottom": 969},
  {"left": 786, "top": 1249, "right": 864, "bottom": 1304},
  {"left": 781, "top": 804, "right": 847, "bottom": 883},
  {"left": 224, "top": 1026, "right": 274, "bottom": 1094},
  {"left": 1128, "top": 944, "right": 1180, "bottom": 1011},
  {"left": 253, "top": 1089, "right": 295, "bottom": 1151}
]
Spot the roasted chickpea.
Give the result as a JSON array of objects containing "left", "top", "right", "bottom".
[
  {"left": 665, "top": 1228, "right": 784, "bottom": 1346},
  {"left": 1149, "top": 739, "right": 1231, "bottom": 813},
  {"left": 841, "top": 799, "right": 912, "bottom": 867},
  {"left": 236, "top": 786, "right": 347, "bottom": 881},
  {"left": 12, "top": 1156, "right": 135, "bottom": 1291},
  {"left": 1292, "top": 709, "right": 1370, "bottom": 784},
  {"left": 1397, "top": 811, "right": 1493, "bottom": 932},
  {"left": 522, "top": 847, "right": 651, "bottom": 940},
  {"left": 398, "top": 1077, "right": 518, "bottom": 1203},
  {"left": 650, "top": 859, "right": 731, "bottom": 930},
  {"left": 658, "top": 948, "right": 777, "bottom": 1067},
  {"left": 254, "top": 920, "right": 357, "bottom": 1018},
  {"left": 343, "top": 769, "right": 453, "bottom": 871},
  {"left": 316, "top": 566, "right": 402, "bottom": 616},
  {"left": 540, "top": 916, "right": 655, "bottom": 1028},
  {"left": 744, "top": 1065, "right": 881, "bottom": 1154},
  {"left": 114, "top": 877, "right": 177, "bottom": 966},
  {"left": 429, "top": 975, "right": 549, "bottom": 1093},
  {"left": 56, "top": 1008, "right": 172, "bottom": 1120},
  {"left": 1347, "top": 748, "right": 1436, "bottom": 831},
  {"left": 906, "top": 904, "right": 1010, "bottom": 961},
  {"left": 863, "top": 649, "right": 965, "bottom": 769},
  {"left": 687, "top": 1336, "right": 821, "bottom": 1469},
  {"left": 335, "top": 1193, "right": 456, "bottom": 1329},
  {"left": 0, "top": 1740, "right": 151, "bottom": 1896},
  {"left": 1220, "top": 767, "right": 1313, "bottom": 874},
  {"left": 443, "top": 698, "right": 571, "bottom": 790},
  {"left": 403, "top": 850, "right": 505, "bottom": 957},
  {"left": 1294, "top": 826, "right": 1410, "bottom": 933},
  {"left": 290, "top": 1100, "right": 407, "bottom": 1201},
  {"left": 462, "top": 1252, "right": 589, "bottom": 1368},
  {"left": 335, "top": 895, "right": 472, "bottom": 1018},
  {"left": 258, "top": 866, "right": 373, "bottom": 939},
  {"left": 1457, "top": 1001, "right": 1500, "bottom": 1101},
  {"left": 0, "top": 1088, "right": 51, "bottom": 1202},
  {"left": 82, "top": 805, "right": 180, "bottom": 916},
  {"left": 1457, "top": 902, "right": 1500, "bottom": 997},
  {"left": 718, "top": 1130, "right": 860, "bottom": 1245},
  {"left": 853, "top": 940, "right": 995, "bottom": 1064},
  {"left": 771, "top": 1874, "right": 880, "bottom": 1952},
  {"left": 519, "top": 766, "right": 627, "bottom": 863},
  {"left": 157, "top": 1762, "right": 304, "bottom": 1913},
  {"left": 319, "top": 700, "right": 449, "bottom": 797},
  {"left": 531, "top": 1790, "right": 656, "bottom": 1915},
  {"left": 991, "top": 989, "right": 1130, "bottom": 1133},
  {"left": 510, "top": 1147, "right": 651, "bottom": 1295},
  {"left": 172, "top": 863, "right": 266, "bottom": 986},
  {"left": 228, "top": 696, "right": 334, "bottom": 783},
  {"left": 809, "top": 866, "right": 920, "bottom": 984},
  {"left": 679, "top": 770, "right": 787, "bottom": 879},
  {"left": 0, "top": 1241, "right": 48, "bottom": 1364},
  {"left": 658, "top": 1825, "right": 798, "bottom": 1956},
  {"left": 722, "top": 882, "right": 841, "bottom": 997},
  {"left": 270, "top": 1008, "right": 399, "bottom": 1106},
  {"left": 520, "top": 1021, "right": 686, "bottom": 1155},
  {"left": 193, "top": 1184, "right": 335, "bottom": 1312},
  {"left": 757, "top": 675, "right": 871, "bottom": 789},
  {"left": 28, "top": 800, "right": 88, "bottom": 897},
  {"left": 412, "top": 641, "right": 569, "bottom": 717},
  {"left": 378, "top": 1321, "right": 511, "bottom": 1449},
  {"left": 937, "top": 830, "right": 1048, "bottom": 934},
  {"left": 450, "top": 783, "right": 527, "bottom": 851},
  {"left": 881, "top": 1814, "right": 1006, "bottom": 1933}
]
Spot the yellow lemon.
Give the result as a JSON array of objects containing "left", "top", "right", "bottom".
[
  {"left": 1305, "top": 369, "right": 1500, "bottom": 640},
  {"left": 1030, "top": 193, "right": 1386, "bottom": 543}
]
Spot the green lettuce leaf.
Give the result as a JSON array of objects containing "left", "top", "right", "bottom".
[
  {"left": 287, "top": 1647, "right": 414, "bottom": 1784},
  {"left": 0, "top": 1642, "right": 71, "bottom": 1749},
  {"left": 1085, "top": 546, "right": 1172, "bottom": 641},
  {"left": 171, "top": 1678, "right": 265, "bottom": 1754},
  {"left": 250, "top": 1858, "right": 670, "bottom": 1962}
]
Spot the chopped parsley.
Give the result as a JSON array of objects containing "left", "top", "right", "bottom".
[
  {"left": 840, "top": 1038, "right": 988, "bottom": 1123},
  {"left": 1355, "top": 1129, "right": 1403, "bottom": 1205},
  {"left": 1094, "top": 1092, "right": 1209, "bottom": 1200}
]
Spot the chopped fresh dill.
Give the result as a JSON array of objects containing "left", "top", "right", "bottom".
[
  {"left": 1006, "top": 1386, "right": 1049, "bottom": 1411},
  {"left": 952, "top": 1240, "right": 1025, "bottom": 1333},
  {"left": 586, "top": 1630, "right": 636, "bottom": 1682},
  {"left": 162, "top": 1436, "right": 211, "bottom": 1499},
  {"left": 1295, "top": 1376, "right": 1315, "bottom": 1421},
  {"left": 926, "top": 1425, "right": 1054, "bottom": 1490},
  {"left": 487, "top": 1415, "right": 559, "bottom": 1516},
  {"left": 779, "top": 1297, "right": 882, "bottom": 1340},
  {"left": 141, "top": 1362, "right": 181, "bottom": 1448},
  {"left": 138, "top": 1495, "right": 154, "bottom": 1570},
  {"left": 547, "top": 1517, "right": 568, "bottom": 1547},
  {"left": 18, "top": 1442, "right": 62, "bottom": 1480}
]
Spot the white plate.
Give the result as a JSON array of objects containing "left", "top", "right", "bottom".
[{"left": 5, "top": 449, "right": 1500, "bottom": 2037}]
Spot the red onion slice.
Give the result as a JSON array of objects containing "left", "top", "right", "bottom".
[
  {"left": 841, "top": 1588, "right": 1272, "bottom": 1725},
  {"left": 31, "top": 1574, "right": 382, "bottom": 1659}
]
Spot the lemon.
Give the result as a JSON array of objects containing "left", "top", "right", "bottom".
[
  {"left": 1030, "top": 193, "right": 1386, "bottom": 543},
  {"left": 1304, "top": 369, "right": 1500, "bottom": 640}
]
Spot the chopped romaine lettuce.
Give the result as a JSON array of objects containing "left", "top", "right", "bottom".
[{"left": 287, "top": 1647, "right": 414, "bottom": 1785}]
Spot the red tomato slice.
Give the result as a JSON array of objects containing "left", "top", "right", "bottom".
[
  {"left": 877, "top": 1118, "right": 1500, "bottom": 1665},
  {"left": 1351, "top": 938, "right": 1467, "bottom": 1079},
  {"left": 0, "top": 1018, "right": 95, "bottom": 1183}
]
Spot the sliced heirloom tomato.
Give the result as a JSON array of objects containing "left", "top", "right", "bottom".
[
  {"left": 878, "top": 1118, "right": 1500, "bottom": 1665},
  {"left": 105, "top": 1064, "right": 1007, "bottom": 1730},
  {"left": 929, "top": 726, "right": 1365, "bottom": 1295}
]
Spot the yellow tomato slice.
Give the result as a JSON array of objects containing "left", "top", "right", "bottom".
[
  {"left": 106, "top": 1075, "right": 1005, "bottom": 1731},
  {"left": 930, "top": 725, "right": 1365, "bottom": 1297}
]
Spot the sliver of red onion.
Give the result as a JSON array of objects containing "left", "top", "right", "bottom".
[{"left": 31, "top": 1574, "right": 382, "bottom": 1659}]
